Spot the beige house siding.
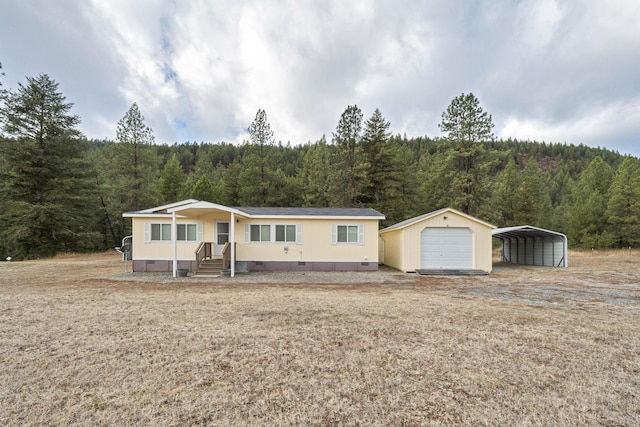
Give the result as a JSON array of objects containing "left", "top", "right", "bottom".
[
  {"left": 131, "top": 217, "right": 204, "bottom": 261},
  {"left": 379, "top": 208, "right": 494, "bottom": 273},
  {"left": 235, "top": 218, "right": 378, "bottom": 264},
  {"left": 125, "top": 201, "right": 384, "bottom": 273}
]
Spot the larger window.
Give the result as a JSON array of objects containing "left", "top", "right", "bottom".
[
  {"left": 246, "top": 224, "right": 301, "bottom": 243},
  {"left": 147, "top": 223, "right": 200, "bottom": 242}
]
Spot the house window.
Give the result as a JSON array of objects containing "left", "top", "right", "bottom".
[
  {"left": 151, "top": 223, "right": 172, "bottom": 241},
  {"left": 332, "top": 224, "right": 364, "bottom": 245},
  {"left": 275, "top": 224, "right": 296, "bottom": 242},
  {"left": 245, "top": 223, "right": 302, "bottom": 244},
  {"left": 177, "top": 224, "right": 198, "bottom": 241},
  {"left": 338, "top": 225, "right": 358, "bottom": 243},
  {"left": 147, "top": 223, "right": 200, "bottom": 242},
  {"left": 250, "top": 224, "right": 271, "bottom": 242}
]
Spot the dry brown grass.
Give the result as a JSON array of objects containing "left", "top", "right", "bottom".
[{"left": 1, "top": 251, "right": 639, "bottom": 426}]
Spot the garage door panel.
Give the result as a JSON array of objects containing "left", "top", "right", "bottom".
[{"left": 421, "top": 228, "right": 473, "bottom": 269}]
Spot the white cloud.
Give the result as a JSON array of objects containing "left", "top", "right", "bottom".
[
  {"left": 1, "top": 0, "right": 639, "bottom": 155},
  {"left": 499, "top": 97, "right": 640, "bottom": 149}
]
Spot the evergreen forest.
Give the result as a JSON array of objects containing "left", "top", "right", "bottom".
[{"left": 2, "top": 71, "right": 640, "bottom": 260}]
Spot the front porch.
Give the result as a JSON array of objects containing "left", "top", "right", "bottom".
[
  {"left": 165, "top": 201, "right": 242, "bottom": 278},
  {"left": 193, "top": 241, "right": 234, "bottom": 277}
]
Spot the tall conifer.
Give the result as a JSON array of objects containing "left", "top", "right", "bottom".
[{"left": 0, "top": 74, "right": 100, "bottom": 258}]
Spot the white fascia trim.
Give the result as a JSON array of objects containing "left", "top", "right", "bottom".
[
  {"left": 123, "top": 213, "right": 187, "bottom": 218},
  {"left": 137, "top": 199, "right": 199, "bottom": 213},
  {"left": 244, "top": 215, "right": 385, "bottom": 220},
  {"left": 167, "top": 201, "right": 244, "bottom": 215}
]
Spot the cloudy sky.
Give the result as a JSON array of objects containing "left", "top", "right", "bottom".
[{"left": 1, "top": 0, "right": 639, "bottom": 156}]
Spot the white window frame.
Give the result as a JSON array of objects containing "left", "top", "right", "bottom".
[
  {"left": 248, "top": 224, "right": 271, "bottom": 242},
  {"left": 275, "top": 224, "right": 297, "bottom": 243},
  {"left": 332, "top": 224, "right": 364, "bottom": 245},
  {"left": 148, "top": 223, "right": 172, "bottom": 241},
  {"left": 244, "top": 223, "right": 302, "bottom": 244},
  {"left": 177, "top": 223, "right": 199, "bottom": 242},
  {"left": 145, "top": 222, "right": 202, "bottom": 243}
]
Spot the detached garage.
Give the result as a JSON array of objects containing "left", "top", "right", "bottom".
[{"left": 379, "top": 208, "right": 495, "bottom": 274}]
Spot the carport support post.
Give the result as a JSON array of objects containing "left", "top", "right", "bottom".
[
  {"left": 230, "top": 212, "right": 235, "bottom": 277},
  {"left": 172, "top": 212, "right": 177, "bottom": 278}
]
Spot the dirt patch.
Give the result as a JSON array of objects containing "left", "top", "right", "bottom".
[{"left": 1, "top": 251, "right": 639, "bottom": 426}]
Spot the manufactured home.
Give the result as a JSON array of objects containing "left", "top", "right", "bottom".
[{"left": 123, "top": 200, "right": 385, "bottom": 277}]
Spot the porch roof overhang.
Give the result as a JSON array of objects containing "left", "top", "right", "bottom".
[{"left": 166, "top": 201, "right": 248, "bottom": 218}]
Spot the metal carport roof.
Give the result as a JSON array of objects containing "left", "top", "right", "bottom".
[{"left": 492, "top": 225, "right": 568, "bottom": 268}]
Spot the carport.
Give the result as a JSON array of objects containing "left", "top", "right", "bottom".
[{"left": 493, "top": 225, "right": 568, "bottom": 267}]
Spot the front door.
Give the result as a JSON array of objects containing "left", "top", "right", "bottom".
[{"left": 214, "top": 221, "right": 230, "bottom": 256}]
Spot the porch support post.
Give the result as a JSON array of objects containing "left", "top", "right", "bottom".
[
  {"left": 230, "top": 212, "right": 235, "bottom": 277},
  {"left": 172, "top": 211, "right": 177, "bottom": 278}
]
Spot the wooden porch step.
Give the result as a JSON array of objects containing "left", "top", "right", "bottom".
[{"left": 195, "top": 258, "right": 224, "bottom": 277}]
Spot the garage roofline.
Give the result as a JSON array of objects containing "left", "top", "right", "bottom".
[{"left": 380, "top": 207, "right": 496, "bottom": 234}]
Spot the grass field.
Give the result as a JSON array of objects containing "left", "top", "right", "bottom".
[{"left": 1, "top": 251, "right": 638, "bottom": 426}]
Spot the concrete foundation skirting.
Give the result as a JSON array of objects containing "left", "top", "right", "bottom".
[
  {"left": 132, "top": 260, "right": 378, "bottom": 273},
  {"left": 245, "top": 261, "right": 378, "bottom": 272},
  {"left": 132, "top": 260, "right": 197, "bottom": 273}
]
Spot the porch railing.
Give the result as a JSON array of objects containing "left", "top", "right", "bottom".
[
  {"left": 221, "top": 242, "right": 234, "bottom": 270},
  {"left": 195, "top": 241, "right": 212, "bottom": 266}
]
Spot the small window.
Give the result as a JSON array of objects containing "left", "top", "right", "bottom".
[
  {"left": 217, "top": 222, "right": 229, "bottom": 245},
  {"left": 151, "top": 223, "right": 172, "bottom": 241},
  {"left": 250, "top": 224, "right": 271, "bottom": 242},
  {"left": 337, "top": 225, "right": 358, "bottom": 243},
  {"left": 275, "top": 224, "right": 296, "bottom": 242}
]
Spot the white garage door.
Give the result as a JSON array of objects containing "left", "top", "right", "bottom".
[{"left": 421, "top": 227, "right": 473, "bottom": 269}]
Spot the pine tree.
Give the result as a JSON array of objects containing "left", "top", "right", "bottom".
[
  {"left": 395, "top": 144, "right": 420, "bottom": 220},
  {"left": 330, "top": 105, "right": 365, "bottom": 207},
  {"left": 236, "top": 109, "right": 287, "bottom": 206},
  {"left": 491, "top": 158, "right": 520, "bottom": 226},
  {"left": 567, "top": 156, "right": 613, "bottom": 247},
  {"left": 512, "top": 158, "right": 549, "bottom": 225},
  {"left": 437, "top": 93, "right": 496, "bottom": 215},
  {"left": 109, "top": 102, "right": 160, "bottom": 212},
  {"left": 0, "top": 74, "right": 101, "bottom": 259},
  {"left": 218, "top": 160, "right": 242, "bottom": 206},
  {"left": 159, "top": 153, "right": 186, "bottom": 203},
  {"left": 190, "top": 174, "right": 217, "bottom": 202},
  {"left": 300, "top": 138, "right": 332, "bottom": 207},
  {"left": 359, "top": 109, "right": 403, "bottom": 221},
  {"left": 606, "top": 156, "right": 640, "bottom": 248}
]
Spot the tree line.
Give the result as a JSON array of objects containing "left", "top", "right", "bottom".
[{"left": 1, "top": 70, "right": 639, "bottom": 260}]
